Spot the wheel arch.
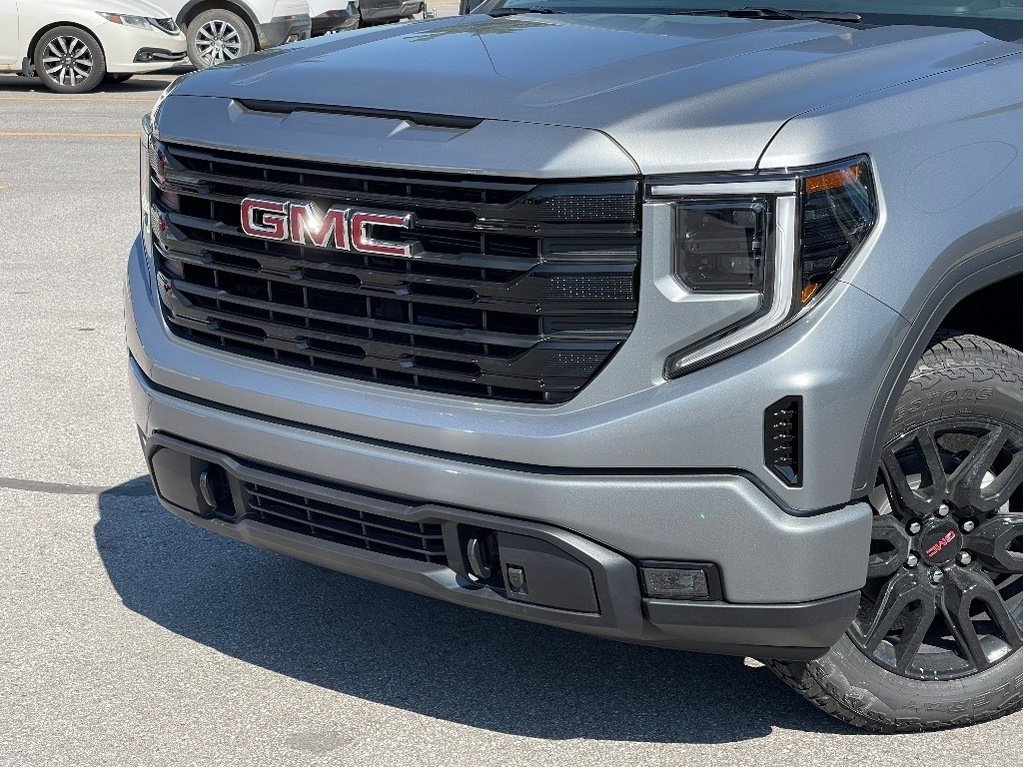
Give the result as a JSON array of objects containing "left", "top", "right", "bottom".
[
  {"left": 851, "top": 251, "right": 1023, "bottom": 498},
  {"left": 26, "top": 22, "right": 107, "bottom": 71},
  {"left": 177, "top": 0, "right": 261, "bottom": 48}
]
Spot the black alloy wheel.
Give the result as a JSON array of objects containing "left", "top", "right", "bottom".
[{"left": 855, "top": 418, "right": 1022, "bottom": 680}]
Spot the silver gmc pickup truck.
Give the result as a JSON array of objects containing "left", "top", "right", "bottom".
[{"left": 126, "top": 0, "right": 1023, "bottom": 732}]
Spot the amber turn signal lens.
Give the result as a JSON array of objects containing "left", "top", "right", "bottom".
[
  {"left": 805, "top": 164, "right": 862, "bottom": 195},
  {"left": 801, "top": 282, "right": 822, "bottom": 304}
]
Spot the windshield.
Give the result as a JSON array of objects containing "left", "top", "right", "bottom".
[{"left": 486, "top": 1, "right": 1024, "bottom": 40}]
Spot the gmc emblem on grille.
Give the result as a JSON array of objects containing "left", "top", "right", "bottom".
[{"left": 240, "top": 197, "right": 415, "bottom": 257}]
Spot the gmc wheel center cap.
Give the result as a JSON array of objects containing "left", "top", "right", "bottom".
[{"left": 919, "top": 521, "right": 961, "bottom": 565}]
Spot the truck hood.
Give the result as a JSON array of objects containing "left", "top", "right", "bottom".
[{"left": 167, "top": 13, "right": 1015, "bottom": 174}]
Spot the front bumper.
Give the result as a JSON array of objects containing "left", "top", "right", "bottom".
[
  {"left": 98, "top": 22, "right": 186, "bottom": 72},
  {"left": 136, "top": 427, "right": 861, "bottom": 660},
  {"left": 256, "top": 14, "right": 312, "bottom": 49}
]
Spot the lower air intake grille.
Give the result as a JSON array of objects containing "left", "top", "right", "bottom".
[{"left": 245, "top": 482, "right": 447, "bottom": 565}]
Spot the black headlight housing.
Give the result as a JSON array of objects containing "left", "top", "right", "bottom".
[
  {"left": 798, "top": 158, "right": 876, "bottom": 304},
  {"left": 662, "top": 156, "right": 877, "bottom": 379}
]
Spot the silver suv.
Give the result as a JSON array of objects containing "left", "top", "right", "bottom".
[{"left": 127, "top": 0, "right": 1023, "bottom": 732}]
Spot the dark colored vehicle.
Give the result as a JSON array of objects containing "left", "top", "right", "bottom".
[{"left": 128, "top": 0, "right": 1023, "bottom": 732}]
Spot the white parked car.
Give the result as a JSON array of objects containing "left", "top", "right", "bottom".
[
  {"left": 0, "top": 0, "right": 187, "bottom": 93},
  {"left": 153, "top": 0, "right": 315, "bottom": 69}
]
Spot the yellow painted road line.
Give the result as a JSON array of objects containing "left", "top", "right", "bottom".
[
  {"left": 0, "top": 96, "right": 155, "bottom": 103},
  {"left": 0, "top": 131, "right": 136, "bottom": 138}
]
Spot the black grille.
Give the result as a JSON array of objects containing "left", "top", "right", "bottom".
[
  {"left": 150, "top": 142, "right": 640, "bottom": 403},
  {"left": 151, "top": 17, "right": 178, "bottom": 33},
  {"left": 244, "top": 480, "right": 447, "bottom": 565}
]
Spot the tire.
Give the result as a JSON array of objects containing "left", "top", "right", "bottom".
[
  {"left": 103, "top": 73, "right": 133, "bottom": 84},
  {"left": 772, "top": 332, "right": 1023, "bottom": 732},
  {"left": 186, "top": 8, "right": 255, "bottom": 70},
  {"left": 34, "top": 26, "right": 106, "bottom": 94}
]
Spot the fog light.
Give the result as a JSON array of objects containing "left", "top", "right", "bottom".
[{"left": 640, "top": 563, "right": 721, "bottom": 600}]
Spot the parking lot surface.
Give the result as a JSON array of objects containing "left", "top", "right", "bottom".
[{"left": 0, "top": 15, "right": 1021, "bottom": 766}]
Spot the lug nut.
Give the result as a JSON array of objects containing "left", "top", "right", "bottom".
[
  {"left": 962, "top": 520, "right": 976, "bottom": 533},
  {"left": 906, "top": 554, "right": 919, "bottom": 568},
  {"left": 930, "top": 569, "right": 944, "bottom": 584},
  {"left": 937, "top": 503, "right": 951, "bottom": 517},
  {"left": 908, "top": 521, "right": 923, "bottom": 535},
  {"left": 958, "top": 552, "right": 973, "bottom": 566}
]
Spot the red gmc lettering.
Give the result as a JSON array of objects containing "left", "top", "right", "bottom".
[
  {"left": 289, "top": 203, "right": 350, "bottom": 250},
  {"left": 925, "top": 530, "right": 956, "bottom": 558},
  {"left": 240, "top": 197, "right": 412, "bottom": 256},
  {"left": 350, "top": 211, "right": 413, "bottom": 257},
  {"left": 240, "top": 198, "right": 288, "bottom": 241}
]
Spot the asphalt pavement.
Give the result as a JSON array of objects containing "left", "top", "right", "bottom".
[{"left": 0, "top": 19, "right": 1021, "bottom": 767}]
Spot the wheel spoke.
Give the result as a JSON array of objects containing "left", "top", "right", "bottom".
[
  {"left": 867, "top": 514, "right": 912, "bottom": 579},
  {"left": 943, "top": 568, "right": 1023, "bottom": 666},
  {"left": 881, "top": 441, "right": 940, "bottom": 516},
  {"left": 894, "top": 597, "right": 937, "bottom": 673},
  {"left": 968, "top": 513, "right": 1023, "bottom": 574},
  {"left": 919, "top": 429, "right": 949, "bottom": 494},
  {"left": 977, "top": 452, "right": 1021, "bottom": 512},
  {"left": 45, "top": 42, "right": 62, "bottom": 58},
  {"left": 949, "top": 425, "right": 1014, "bottom": 510},
  {"left": 861, "top": 570, "right": 927, "bottom": 652},
  {"left": 937, "top": 575, "right": 988, "bottom": 670}
]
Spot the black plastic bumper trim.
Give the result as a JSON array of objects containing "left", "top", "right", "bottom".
[
  {"left": 256, "top": 14, "right": 312, "bottom": 49},
  {"left": 310, "top": 12, "right": 359, "bottom": 34},
  {"left": 133, "top": 48, "right": 187, "bottom": 62},
  {"left": 141, "top": 430, "right": 860, "bottom": 660}
]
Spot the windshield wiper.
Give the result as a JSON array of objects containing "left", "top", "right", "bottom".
[
  {"left": 489, "top": 6, "right": 565, "bottom": 16},
  {"left": 672, "top": 7, "right": 862, "bottom": 23}
]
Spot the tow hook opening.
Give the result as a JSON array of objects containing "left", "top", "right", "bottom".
[
  {"left": 453, "top": 524, "right": 600, "bottom": 613},
  {"left": 148, "top": 445, "right": 237, "bottom": 519},
  {"left": 459, "top": 526, "right": 502, "bottom": 586}
]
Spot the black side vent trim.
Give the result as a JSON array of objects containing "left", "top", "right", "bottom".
[{"left": 765, "top": 396, "right": 803, "bottom": 487}]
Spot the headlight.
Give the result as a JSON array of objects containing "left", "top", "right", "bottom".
[
  {"left": 656, "top": 156, "right": 877, "bottom": 379},
  {"left": 98, "top": 13, "right": 153, "bottom": 29}
]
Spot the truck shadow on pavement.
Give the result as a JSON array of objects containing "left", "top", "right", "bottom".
[{"left": 96, "top": 477, "right": 857, "bottom": 743}]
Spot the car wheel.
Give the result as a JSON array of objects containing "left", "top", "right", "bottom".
[
  {"left": 772, "top": 331, "right": 1022, "bottom": 731},
  {"left": 34, "top": 26, "right": 106, "bottom": 94},
  {"left": 186, "top": 8, "right": 255, "bottom": 69},
  {"left": 103, "top": 73, "right": 133, "bottom": 84}
]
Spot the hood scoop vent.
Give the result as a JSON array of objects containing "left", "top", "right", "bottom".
[{"left": 238, "top": 100, "right": 483, "bottom": 131}]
